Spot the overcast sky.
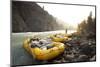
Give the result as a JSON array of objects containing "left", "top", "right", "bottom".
[{"left": 37, "top": 3, "right": 95, "bottom": 27}]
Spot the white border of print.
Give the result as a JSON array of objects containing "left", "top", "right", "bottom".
[{"left": 0, "top": 0, "right": 99, "bottom": 67}]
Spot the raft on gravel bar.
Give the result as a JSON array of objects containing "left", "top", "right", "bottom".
[
  {"left": 49, "top": 33, "right": 69, "bottom": 42},
  {"left": 23, "top": 38, "right": 65, "bottom": 61}
]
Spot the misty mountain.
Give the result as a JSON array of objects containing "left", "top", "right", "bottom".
[{"left": 12, "top": 1, "right": 65, "bottom": 32}]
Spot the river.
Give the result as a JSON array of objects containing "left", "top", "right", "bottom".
[{"left": 11, "top": 30, "right": 76, "bottom": 66}]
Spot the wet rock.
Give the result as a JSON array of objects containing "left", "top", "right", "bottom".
[
  {"left": 72, "top": 47, "right": 79, "bottom": 53},
  {"left": 74, "top": 53, "right": 79, "bottom": 57},
  {"left": 80, "top": 41, "right": 88, "bottom": 46},
  {"left": 64, "top": 53, "right": 75, "bottom": 61},
  {"left": 79, "top": 45, "right": 94, "bottom": 56},
  {"left": 90, "top": 55, "right": 96, "bottom": 61},
  {"left": 61, "top": 58, "right": 66, "bottom": 63},
  {"left": 65, "top": 43, "right": 72, "bottom": 47},
  {"left": 77, "top": 55, "right": 89, "bottom": 62}
]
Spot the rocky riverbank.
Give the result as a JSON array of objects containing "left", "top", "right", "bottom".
[
  {"left": 11, "top": 32, "right": 96, "bottom": 66},
  {"left": 46, "top": 35, "right": 96, "bottom": 63}
]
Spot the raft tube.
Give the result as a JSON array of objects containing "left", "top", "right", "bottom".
[
  {"left": 23, "top": 38, "right": 65, "bottom": 60},
  {"left": 50, "top": 34, "right": 68, "bottom": 42}
]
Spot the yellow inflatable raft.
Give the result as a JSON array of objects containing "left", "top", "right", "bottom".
[
  {"left": 23, "top": 38, "right": 65, "bottom": 61},
  {"left": 49, "top": 33, "right": 68, "bottom": 42}
]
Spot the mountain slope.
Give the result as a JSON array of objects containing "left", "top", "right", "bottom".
[{"left": 12, "top": 1, "right": 65, "bottom": 32}]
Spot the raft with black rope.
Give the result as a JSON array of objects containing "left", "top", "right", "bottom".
[
  {"left": 49, "top": 33, "right": 68, "bottom": 42},
  {"left": 23, "top": 38, "right": 65, "bottom": 60}
]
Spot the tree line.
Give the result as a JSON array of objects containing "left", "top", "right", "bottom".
[{"left": 77, "top": 12, "right": 96, "bottom": 38}]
